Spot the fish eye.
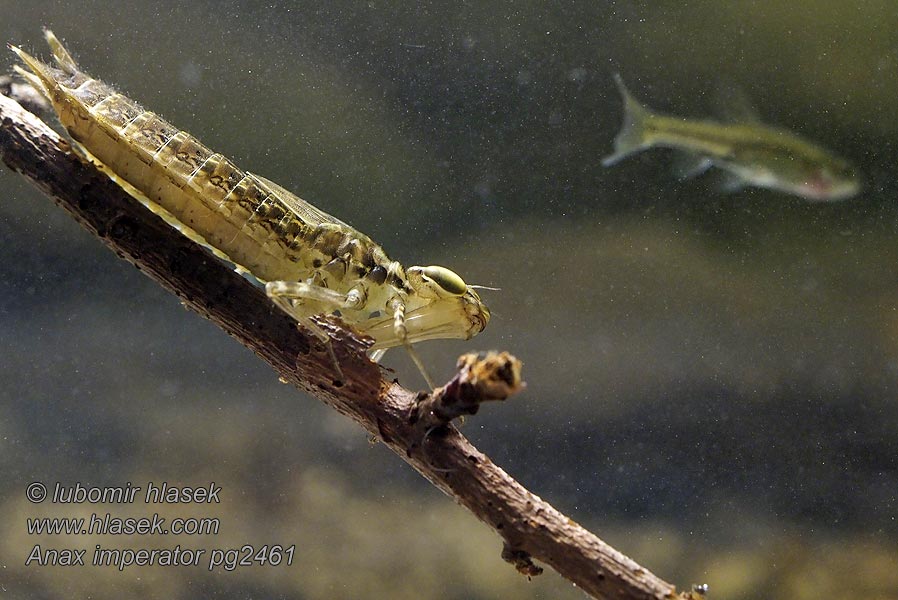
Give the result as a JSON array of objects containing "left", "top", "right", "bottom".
[{"left": 421, "top": 266, "right": 467, "bottom": 295}]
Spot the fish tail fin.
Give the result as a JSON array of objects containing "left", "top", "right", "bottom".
[
  {"left": 602, "top": 74, "right": 653, "bottom": 167},
  {"left": 9, "top": 30, "right": 81, "bottom": 100}
]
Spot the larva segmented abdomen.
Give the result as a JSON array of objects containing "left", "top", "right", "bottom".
[
  {"left": 15, "top": 38, "right": 385, "bottom": 289},
  {"left": 54, "top": 77, "right": 313, "bottom": 280}
]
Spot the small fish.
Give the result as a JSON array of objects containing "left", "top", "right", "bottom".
[{"left": 602, "top": 75, "right": 860, "bottom": 201}]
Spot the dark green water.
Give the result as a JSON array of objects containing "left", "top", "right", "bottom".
[{"left": 2, "top": 2, "right": 896, "bottom": 598}]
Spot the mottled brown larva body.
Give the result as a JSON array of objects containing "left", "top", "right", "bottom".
[
  {"left": 12, "top": 31, "right": 490, "bottom": 387},
  {"left": 41, "top": 66, "right": 378, "bottom": 287}
]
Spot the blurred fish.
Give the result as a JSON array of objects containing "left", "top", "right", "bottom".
[{"left": 602, "top": 75, "right": 860, "bottom": 201}]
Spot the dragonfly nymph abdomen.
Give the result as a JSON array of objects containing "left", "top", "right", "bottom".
[{"left": 11, "top": 30, "right": 490, "bottom": 388}]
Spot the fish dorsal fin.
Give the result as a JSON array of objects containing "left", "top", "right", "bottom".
[{"left": 712, "top": 83, "right": 762, "bottom": 124}]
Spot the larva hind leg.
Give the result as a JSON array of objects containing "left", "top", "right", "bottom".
[
  {"left": 266, "top": 281, "right": 367, "bottom": 383},
  {"left": 267, "top": 281, "right": 435, "bottom": 390}
]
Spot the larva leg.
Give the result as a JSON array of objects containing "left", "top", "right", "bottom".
[
  {"left": 388, "top": 297, "right": 435, "bottom": 390},
  {"left": 265, "top": 281, "right": 366, "bottom": 383},
  {"left": 266, "top": 281, "right": 365, "bottom": 312},
  {"left": 267, "top": 282, "right": 435, "bottom": 389},
  {"left": 368, "top": 348, "right": 388, "bottom": 363}
]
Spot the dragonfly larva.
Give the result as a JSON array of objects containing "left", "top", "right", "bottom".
[{"left": 10, "top": 30, "right": 490, "bottom": 388}]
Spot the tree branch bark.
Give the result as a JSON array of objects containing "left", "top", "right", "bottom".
[{"left": 1, "top": 91, "right": 688, "bottom": 600}]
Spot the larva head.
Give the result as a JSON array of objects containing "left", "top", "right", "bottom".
[
  {"left": 404, "top": 265, "right": 490, "bottom": 342},
  {"left": 366, "top": 265, "right": 491, "bottom": 348}
]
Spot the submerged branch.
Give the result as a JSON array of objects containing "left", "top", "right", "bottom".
[{"left": 1, "top": 92, "right": 689, "bottom": 600}]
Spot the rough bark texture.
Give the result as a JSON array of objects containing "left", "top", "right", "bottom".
[{"left": 1, "top": 91, "right": 686, "bottom": 600}]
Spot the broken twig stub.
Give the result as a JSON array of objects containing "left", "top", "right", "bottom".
[{"left": 410, "top": 351, "right": 524, "bottom": 430}]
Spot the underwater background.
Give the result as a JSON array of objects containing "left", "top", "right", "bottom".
[{"left": 1, "top": 1, "right": 896, "bottom": 598}]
